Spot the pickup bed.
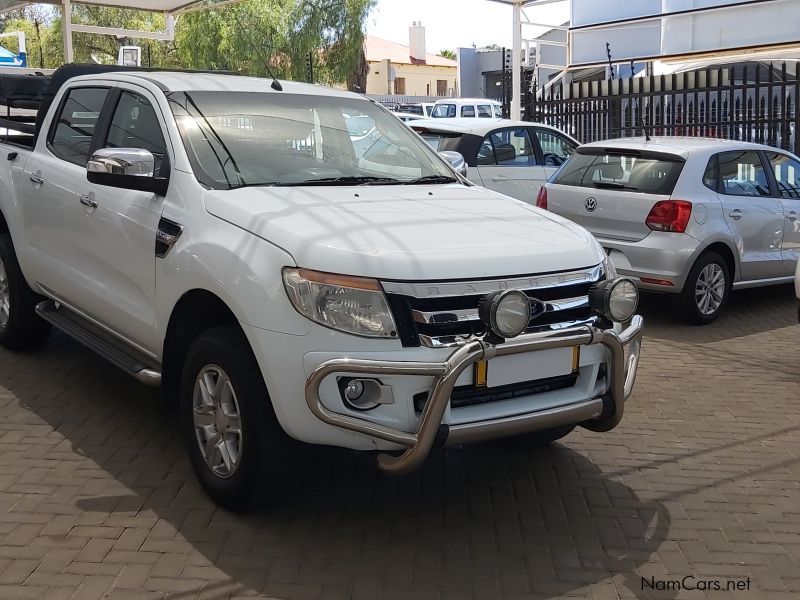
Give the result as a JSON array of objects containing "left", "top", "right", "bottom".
[{"left": 0, "top": 64, "right": 643, "bottom": 510}]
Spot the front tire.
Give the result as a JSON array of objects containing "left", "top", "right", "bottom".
[
  {"left": 0, "top": 234, "right": 51, "bottom": 351},
  {"left": 675, "top": 251, "right": 730, "bottom": 324},
  {"left": 180, "top": 326, "right": 287, "bottom": 511}
]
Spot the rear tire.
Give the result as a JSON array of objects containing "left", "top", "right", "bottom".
[
  {"left": 0, "top": 234, "right": 51, "bottom": 351},
  {"left": 675, "top": 251, "right": 730, "bottom": 324},
  {"left": 179, "top": 326, "right": 288, "bottom": 512}
]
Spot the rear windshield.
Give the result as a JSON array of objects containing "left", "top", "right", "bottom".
[
  {"left": 416, "top": 132, "right": 463, "bottom": 153},
  {"left": 553, "top": 148, "right": 685, "bottom": 195}
]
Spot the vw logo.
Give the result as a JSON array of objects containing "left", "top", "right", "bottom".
[
  {"left": 585, "top": 197, "right": 598, "bottom": 212},
  {"left": 529, "top": 298, "right": 547, "bottom": 320}
]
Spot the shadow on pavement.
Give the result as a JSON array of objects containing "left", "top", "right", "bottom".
[{"left": 2, "top": 333, "right": 674, "bottom": 599}]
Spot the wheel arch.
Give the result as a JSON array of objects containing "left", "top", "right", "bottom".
[
  {"left": 702, "top": 241, "right": 737, "bottom": 282},
  {"left": 161, "top": 289, "right": 244, "bottom": 410}
]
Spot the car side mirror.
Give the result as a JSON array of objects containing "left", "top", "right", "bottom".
[
  {"left": 440, "top": 150, "right": 468, "bottom": 178},
  {"left": 87, "top": 148, "right": 169, "bottom": 196}
]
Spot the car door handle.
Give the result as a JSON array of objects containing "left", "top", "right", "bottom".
[
  {"left": 491, "top": 175, "right": 508, "bottom": 182},
  {"left": 787, "top": 211, "right": 798, "bottom": 222},
  {"left": 728, "top": 209, "right": 743, "bottom": 220},
  {"left": 29, "top": 173, "right": 44, "bottom": 185},
  {"left": 79, "top": 194, "right": 98, "bottom": 209}
]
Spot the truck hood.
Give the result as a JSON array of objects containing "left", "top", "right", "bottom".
[{"left": 203, "top": 184, "right": 603, "bottom": 281}]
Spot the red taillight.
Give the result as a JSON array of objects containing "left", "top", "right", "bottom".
[
  {"left": 645, "top": 200, "right": 692, "bottom": 233},
  {"left": 536, "top": 186, "right": 548, "bottom": 210}
]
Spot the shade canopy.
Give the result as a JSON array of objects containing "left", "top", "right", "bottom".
[{"left": 0, "top": 0, "right": 223, "bottom": 14}]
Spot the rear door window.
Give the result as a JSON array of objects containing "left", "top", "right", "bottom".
[
  {"left": 553, "top": 149, "right": 684, "bottom": 194},
  {"left": 49, "top": 87, "right": 110, "bottom": 166},
  {"left": 766, "top": 152, "right": 800, "bottom": 199},
  {"left": 461, "top": 105, "right": 476, "bottom": 117},
  {"left": 717, "top": 151, "right": 771, "bottom": 197},
  {"left": 432, "top": 104, "right": 456, "bottom": 118}
]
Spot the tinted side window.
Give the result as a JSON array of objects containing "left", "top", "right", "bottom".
[
  {"left": 461, "top": 105, "right": 476, "bottom": 117},
  {"left": 105, "top": 91, "right": 167, "bottom": 173},
  {"left": 484, "top": 128, "right": 536, "bottom": 167},
  {"left": 703, "top": 156, "right": 718, "bottom": 191},
  {"left": 535, "top": 130, "right": 577, "bottom": 166},
  {"left": 766, "top": 152, "right": 800, "bottom": 199},
  {"left": 49, "top": 87, "right": 109, "bottom": 166},
  {"left": 718, "top": 151, "right": 770, "bottom": 197}
]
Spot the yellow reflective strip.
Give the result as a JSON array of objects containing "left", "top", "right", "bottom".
[
  {"left": 474, "top": 360, "right": 488, "bottom": 388},
  {"left": 572, "top": 346, "right": 580, "bottom": 372}
]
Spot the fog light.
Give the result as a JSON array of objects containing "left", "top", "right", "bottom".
[
  {"left": 589, "top": 278, "right": 639, "bottom": 322},
  {"left": 479, "top": 289, "right": 532, "bottom": 340},
  {"left": 344, "top": 379, "right": 365, "bottom": 401}
]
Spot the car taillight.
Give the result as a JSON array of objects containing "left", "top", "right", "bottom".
[
  {"left": 645, "top": 200, "right": 692, "bottom": 233},
  {"left": 536, "top": 186, "right": 548, "bottom": 210}
]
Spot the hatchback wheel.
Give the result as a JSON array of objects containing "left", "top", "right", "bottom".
[
  {"left": 676, "top": 252, "right": 730, "bottom": 324},
  {"left": 180, "top": 326, "right": 288, "bottom": 511}
]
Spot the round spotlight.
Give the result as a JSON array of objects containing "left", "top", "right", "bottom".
[
  {"left": 479, "top": 289, "right": 532, "bottom": 339},
  {"left": 589, "top": 278, "right": 639, "bottom": 322},
  {"left": 344, "top": 379, "right": 365, "bottom": 402}
]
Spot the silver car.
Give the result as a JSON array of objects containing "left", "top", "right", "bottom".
[{"left": 541, "top": 137, "right": 800, "bottom": 323}]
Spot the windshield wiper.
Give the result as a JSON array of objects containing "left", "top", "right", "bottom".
[
  {"left": 402, "top": 175, "right": 459, "bottom": 185},
  {"left": 592, "top": 181, "right": 638, "bottom": 191},
  {"left": 283, "top": 176, "right": 402, "bottom": 186}
]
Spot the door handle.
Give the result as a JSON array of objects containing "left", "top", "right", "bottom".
[
  {"left": 491, "top": 175, "right": 508, "bottom": 182},
  {"left": 787, "top": 211, "right": 798, "bottom": 222},
  {"left": 728, "top": 209, "right": 743, "bottom": 220},
  {"left": 79, "top": 194, "right": 98, "bottom": 209},
  {"left": 29, "top": 173, "right": 44, "bottom": 185}
]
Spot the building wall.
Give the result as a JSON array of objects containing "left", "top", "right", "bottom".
[{"left": 366, "top": 61, "right": 457, "bottom": 96}]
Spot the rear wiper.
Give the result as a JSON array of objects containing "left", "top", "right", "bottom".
[
  {"left": 284, "top": 176, "right": 402, "bottom": 186},
  {"left": 593, "top": 181, "right": 638, "bottom": 190},
  {"left": 402, "top": 175, "right": 459, "bottom": 185}
]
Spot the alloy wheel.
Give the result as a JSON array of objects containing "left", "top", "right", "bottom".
[
  {"left": 0, "top": 256, "right": 9, "bottom": 330},
  {"left": 192, "top": 365, "right": 243, "bottom": 478},
  {"left": 695, "top": 263, "right": 725, "bottom": 316}
]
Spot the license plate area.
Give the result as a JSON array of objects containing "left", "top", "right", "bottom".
[{"left": 475, "top": 347, "right": 579, "bottom": 388}]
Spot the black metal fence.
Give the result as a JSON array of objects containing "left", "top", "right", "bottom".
[{"left": 524, "top": 62, "right": 800, "bottom": 155}]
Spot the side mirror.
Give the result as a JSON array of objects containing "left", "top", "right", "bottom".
[
  {"left": 87, "top": 148, "right": 169, "bottom": 196},
  {"left": 440, "top": 150, "right": 468, "bottom": 178}
]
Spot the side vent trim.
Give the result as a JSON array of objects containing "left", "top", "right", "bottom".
[{"left": 156, "top": 218, "right": 183, "bottom": 258}]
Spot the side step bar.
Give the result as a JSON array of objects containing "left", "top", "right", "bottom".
[{"left": 35, "top": 301, "right": 161, "bottom": 386}]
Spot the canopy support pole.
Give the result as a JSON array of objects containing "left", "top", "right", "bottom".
[
  {"left": 62, "top": 0, "right": 74, "bottom": 63},
  {"left": 511, "top": 0, "right": 522, "bottom": 120}
]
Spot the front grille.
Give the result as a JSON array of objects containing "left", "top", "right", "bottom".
[
  {"left": 413, "top": 372, "right": 579, "bottom": 412},
  {"left": 383, "top": 265, "right": 605, "bottom": 348}
]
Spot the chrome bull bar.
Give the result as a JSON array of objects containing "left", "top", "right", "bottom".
[{"left": 305, "top": 315, "right": 644, "bottom": 474}]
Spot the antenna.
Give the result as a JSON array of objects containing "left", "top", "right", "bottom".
[
  {"left": 232, "top": 12, "right": 283, "bottom": 91},
  {"left": 635, "top": 97, "right": 652, "bottom": 142}
]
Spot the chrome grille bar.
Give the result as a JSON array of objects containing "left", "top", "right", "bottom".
[{"left": 411, "top": 295, "right": 589, "bottom": 325}]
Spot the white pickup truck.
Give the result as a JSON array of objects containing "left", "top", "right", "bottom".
[{"left": 0, "top": 65, "right": 643, "bottom": 510}]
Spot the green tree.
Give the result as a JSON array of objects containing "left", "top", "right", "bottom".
[
  {"left": 439, "top": 49, "right": 456, "bottom": 61},
  {"left": 175, "top": 0, "right": 376, "bottom": 88}
]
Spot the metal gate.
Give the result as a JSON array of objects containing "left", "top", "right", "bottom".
[{"left": 524, "top": 63, "right": 800, "bottom": 155}]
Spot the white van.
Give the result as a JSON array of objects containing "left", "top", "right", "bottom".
[{"left": 432, "top": 98, "right": 502, "bottom": 119}]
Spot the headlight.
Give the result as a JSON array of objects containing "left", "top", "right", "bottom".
[
  {"left": 282, "top": 268, "right": 397, "bottom": 338},
  {"left": 479, "top": 289, "right": 532, "bottom": 339},
  {"left": 588, "top": 277, "right": 639, "bottom": 322},
  {"left": 602, "top": 252, "right": 617, "bottom": 279}
]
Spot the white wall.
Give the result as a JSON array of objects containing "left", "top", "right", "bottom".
[{"left": 568, "top": 0, "right": 800, "bottom": 65}]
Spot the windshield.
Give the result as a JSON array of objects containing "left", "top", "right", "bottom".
[{"left": 167, "top": 91, "right": 456, "bottom": 189}]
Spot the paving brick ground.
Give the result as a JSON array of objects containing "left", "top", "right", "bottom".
[{"left": 0, "top": 286, "right": 798, "bottom": 599}]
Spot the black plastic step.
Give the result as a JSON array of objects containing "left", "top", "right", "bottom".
[{"left": 35, "top": 301, "right": 161, "bottom": 386}]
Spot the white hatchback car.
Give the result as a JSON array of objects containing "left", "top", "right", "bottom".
[{"left": 411, "top": 118, "right": 579, "bottom": 203}]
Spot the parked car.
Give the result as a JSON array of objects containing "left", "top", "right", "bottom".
[
  {"left": 540, "top": 137, "right": 800, "bottom": 323},
  {"left": 411, "top": 118, "right": 579, "bottom": 202},
  {"left": 395, "top": 113, "right": 427, "bottom": 124},
  {"left": 0, "top": 64, "right": 643, "bottom": 510},
  {"left": 431, "top": 98, "right": 503, "bottom": 119},
  {"left": 397, "top": 102, "right": 434, "bottom": 117}
]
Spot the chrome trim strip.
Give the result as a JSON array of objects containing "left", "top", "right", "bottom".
[
  {"left": 37, "top": 285, "right": 160, "bottom": 361},
  {"left": 381, "top": 264, "right": 604, "bottom": 299},
  {"left": 732, "top": 275, "right": 794, "bottom": 290},
  {"left": 305, "top": 315, "right": 644, "bottom": 474},
  {"left": 411, "top": 295, "right": 589, "bottom": 325}
]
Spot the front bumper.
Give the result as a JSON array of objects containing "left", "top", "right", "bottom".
[{"left": 305, "top": 315, "right": 644, "bottom": 474}]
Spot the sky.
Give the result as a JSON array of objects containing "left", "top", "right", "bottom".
[{"left": 366, "top": 0, "right": 569, "bottom": 54}]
